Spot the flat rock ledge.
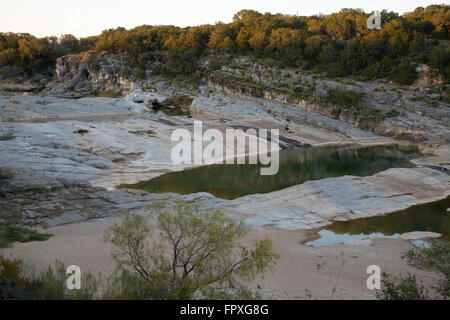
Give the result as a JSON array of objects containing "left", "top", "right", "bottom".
[
  {"left": 223, "top": 166, "right": 450, "bottom": 230},
  {"left": 399, "top": 231, "right": 442, "bottom": 240},
  {"left": 1, "top": 165, "right": 449, "bottom": 230},
  {"left": 1, "top": 92, "right": 449, "bottom": 230},
  {"left": 0, "top": 168, "right": 223, "bottom": 228}
]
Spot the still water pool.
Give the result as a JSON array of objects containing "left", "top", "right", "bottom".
[
  {"left": 120, "top": 144, "right": 422, "bottom": 200},
  {"left": 305, "top": 196, "right": 450, "bottom": 247},
  {"left": 120, "top": 144, "right": 449, "bottom": 245}
]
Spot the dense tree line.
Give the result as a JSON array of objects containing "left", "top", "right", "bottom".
[
  {"left": 0, "top": 33, "right": 97, "bottom": 78},
  {"left": 0, "top": 5, "right": 449, "bottom": 83}
]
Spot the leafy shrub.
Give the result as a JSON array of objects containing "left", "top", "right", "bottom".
[
  {"left": 87, "top": 55, "right": 100, "bottom": 72},
  {"left": 0, "top": 223, "right": 52, "bottom": 248},
  {"left": 165, "top": 50, "right": 200, "bottom": 77},
  {"left": 103, "top": 201, "right": 279, "bottom": 300},
  {"left": 151, "top": 64, "right": 170, "bottom": 77},
  {"left": 389, "top": 61, "right": 417, "bottom": 85},
  {"left": 376, "top": 273, "right": 427, "bottom": 300},
  {"left": 386, "top": 109, "right": 400, "bottom": 118},
  {"left": 0, "top": 257, "right": 98, "bottom": 300},
  {"left": 172, "top": 95, "right": 193, "bottom": 107},
  {"left": 427, "top": 46, "right": 450, "bottom": 79},
  {"left": 325, "top": 88, "right": 364, "bottom": 108},
  {"left": 403, "top": 240, "right": 450, "bottom": 299},
  {"left": 377, "top": 240, "right": 450, "bottom": 300},
  {"left": 35, "top": 100, "right": 51, "bottom": 105},
  {"left": 0, "top": 255, "right": 30, "bottom": 299},
  {"left": 0, "top": 133, "right": 14, "bottom": 141},
  {"left": 136, "top": 68, "right": 146, "bottom": 79},
  {"left": 207, "top": 56, "right": 230, "bottom": 71},
  {"left": 0, "top": 168, "right": 14, "bottom": 179},
  {"left": 363, "top": 56, "right": 395, "bottom": 79}
]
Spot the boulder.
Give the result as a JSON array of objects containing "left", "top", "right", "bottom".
[{"left": 126, "top": 89, "right": 171, "bottom": 105}]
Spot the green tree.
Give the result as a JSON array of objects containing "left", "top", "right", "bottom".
[
  {"left": 164, "top": 49, "right": 200, "bottom": 77},
  {"left": 103, "top": 202, "right": 279, "bottom": 299},
  {"left": 208, "top": 22, "right": 235, "bottom": 50},
  {"left": 269, "top": 28, "right": 305, "bottom": 49},
  {"left": 326, "top": 88, "right": 364, "bottom": 108},
  {"left": 428, "top": 46, "right": 450, "bottom": 79},
  {"left": 307, "top": 19, "right": 326, "bottom": 34},
  {"left": 389, "top": 61, "right": 417, "bottom": 85},
  {"left": 248, "top": 31, "right": 266, "bottom": 51},
  {"left": 59, "top": 34, "right": 80, "bottom": 55}
]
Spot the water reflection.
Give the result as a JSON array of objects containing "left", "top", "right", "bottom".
[
  {"left": 306, "top": 196, "right": 450, "bottom": 247},
  {"left": 120, "top": 144, "right": 422, "bottom": 200}
]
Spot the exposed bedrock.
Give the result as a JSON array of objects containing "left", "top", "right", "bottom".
[
  {"left": 0, "top": 56, "right": 449, "bottom": 230},
  {"left": 223, "top": 167, "right": 450, "bottom": 230},
  {"left": 37, "top": 53, "right": 450, "bottom": 146},
  {"left": 44, "top": 53, "right": 136, "bottom": 98}
]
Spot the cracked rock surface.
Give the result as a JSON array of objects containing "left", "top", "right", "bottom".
[{"left": 1, "top": 92, "right": 449, "bottom": 229}]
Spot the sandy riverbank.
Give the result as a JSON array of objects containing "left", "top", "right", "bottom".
[{"left": 0, "top": 218, "right": 443, "bottom": 300}]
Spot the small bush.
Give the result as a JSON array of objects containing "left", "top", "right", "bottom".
[
  {"left": 403, "top": 240, "right": 450, "bottom": 299},
  {"left": 35, "top": 100, "right": 51, "bottom": 105},
  {"left": 207, "top": 56, "right": 230, "bottom": 71},
  {"left": 0, "top": 168, "right": 14, "bottom": 179},
  {"left": 151, "top": 64, "right": 170, "bottom": 77},
  {"left": 86, "top": 91, "right": 122, "bottom": 98},
  {"left": 390, "top": 61, "right": 417, "bottom": 85},
  {"left": 172, "top": 95, "right": 193, "bottom": 107},
  {"left": 427, "top": 46, "right": 450, "bottom": 80},
  {"left": 386, "top": 109, "right": 400, "bottom": 118},
  {"left": 0, "top": 257, "right": 98, "bottom": 300},
  {"left": 136, "top": 68, "right": 146, "bottom": 80},
  {"left": 165, "top": 50, "right": 200, "bottom": 77},
  {"left": 325, "top": 88, "right": 364, "bottom": 108},
  {"left": 87, "top": 55, "right": 100, "bottom": 72},
  {"left": 0, "top": 132, "right": 14, "bottom": 140},
  {"left": 376, "top": 273, "right": 427, "bottom": 300},
  {"left": 377, "top": 240, "right": 450, "bottom": 300},
  {"left": 0, "top": 255, "right": 29, "bottom": 299},
  {"left": 0, "top": 223, "right": 52, "bottom": 248}
]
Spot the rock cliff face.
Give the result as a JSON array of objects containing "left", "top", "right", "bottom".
[
  {"left": 204, "top": 70, "right": 379, "bottom": 131},
  {"left": 201, "top": 60, "right": 450, "bottom": 146},
  {"left": 46, "top": 53, "right": 136, "bottom": 97},
  {"left": 300, "top": 101, "right": 379, "bottom": 131},
  {"left": 43, "top": 53, "right": 449, "bottom": 145}
]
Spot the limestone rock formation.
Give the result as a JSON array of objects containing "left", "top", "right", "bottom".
[{"left": 45, "top": 53, "right": 136, "bottom": 97}]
